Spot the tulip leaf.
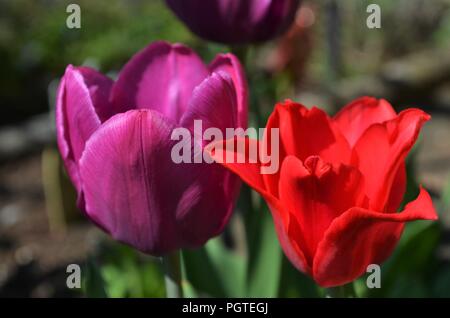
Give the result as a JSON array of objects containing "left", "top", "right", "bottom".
[
  {"left": 84, "top": 241, "right": 165, "bottom": 298},
  {"left": 182, "top": 238, "right": 246, "bottom": 297},
  {"left": 432, "top": 267, "right": 450, "bottom": 297},
  {"left": 180, "top": 277, "right": 198, "bottom": 298},
  {"left": 83, "top": 258, "right": 108, "bottom": 298},
  {"left": 366, "top": 221, "right": 441, "bottom": 297},
  {"left": 277, "top": 255, "right": 321, "bottom": 298},
  {"left": 385, "top": 276, "right": 428, "bottom": 298},
  {"left": 244, "top": 199, "right": 282, "bottom": 297}
]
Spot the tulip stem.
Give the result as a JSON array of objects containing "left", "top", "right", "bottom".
[
  {"left": 162, "top": 250, "right": 183, "bottom": 298},
  {"left": 325, "top": 283, "right": 356, "bottom": 298}
]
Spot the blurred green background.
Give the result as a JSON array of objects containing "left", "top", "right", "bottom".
[{"left": 0, "top": 0, "right": 449, "bottom": 298}]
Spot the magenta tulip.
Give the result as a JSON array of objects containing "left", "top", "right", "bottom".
[
  {"left": 56, "top": 41, "right": 247, "bottom": 255},
  {"left": 165, "top": 0, "right": 301, "bottom": 44}
]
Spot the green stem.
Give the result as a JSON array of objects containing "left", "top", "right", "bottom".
[
  {"left": 162, "top": 250, "right": 183, "bottom": 298},
  {"left": 240, "top": 183, "right": 254, "bottom": 214},
  {"left": 325, "top": 283, "right": 356, "bottom": 298}
]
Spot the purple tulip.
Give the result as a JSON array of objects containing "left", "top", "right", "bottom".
[
  {"left": 56, "top": 41, "right": 247, "bottom": 255},
  {"left": 165, "top": 0, "right": 301, "bottom": 44}
]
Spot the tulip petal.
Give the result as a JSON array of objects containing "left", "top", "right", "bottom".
[
  {"left": 334, "top": 97, "right": 397, "bottom": 147},
  {"left": 252, "top": 0, "right": 300, "bottom": 42},
  {"left": 386, "top": 163, "right": 406, "bottom": 212},
  {"left": 270, "top": 202, "right": 312, "bottom": 276},
  {"left": 207, "top": 138, "right": 311, "bottom": 274},
  {"left": 263, "top": 100, "right": 352, "bottom": 197},
  {"left": 78, "top": 110, "right": 178, "bottom": 254},
  {"left": 79, "top": 110, "right": 238, "bottom": 254},
  {"left": 111, "top": 41, "right": 209, "bottom": 123},
  {"left": 178, "top": 72, "right": 246, "bottom": 245},
  {"left": 76, "top": 66, "right": 114, "bottom": 122},
  {"left": 353, "top": 108, "right": 430, "bottom": 210},
  {"left": 56, "top": 65, "right": 103, "bottom": 194},
  {"left": 180, "top": 72, "right": 238, "bottom": 134},
  {"left": 209, "top": 53, "right": 248, "bottom": 128},
  {"left": 279, "top": 156, "right": 367, "bottom": 267},
  {"left": 313, "top": 186, "right": 437, "bottom": 287},
  {"left": 207, "top": 137, "right": 269, "bottom": 196},
  {"left": 165, "top": 0, "right": 300, "bottom": 44}
]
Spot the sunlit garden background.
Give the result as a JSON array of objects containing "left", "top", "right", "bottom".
[{"left": 0, "top": 0, "right": 450, "bottom": 297}]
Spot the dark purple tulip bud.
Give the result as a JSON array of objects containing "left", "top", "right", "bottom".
[{"left": 166, "top": 0, "right": 301, "bottom": 44}]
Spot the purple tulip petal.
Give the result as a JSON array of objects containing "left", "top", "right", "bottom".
[
  {"left": 78, "top": 109, "right": 238, "bottom": 254},
  {"left": 111, "top": 41, "right": 209, "bottom": 123},
  {"left": 56, "top": 65, "right": 103, "bottom": 193},
  {"left": 179, "top": 72, "right": 242, "bottom": 244},
  {"left": 76, "top": 66, "right": 114, "bottom": 122},
  {"left": 175, "top": 160, "right": 241, "bottom": 247},
  {"left": 166, "top": 0, "right": 300, "bottom": 44},
  {"left": 79, "top": 110, "right": 178, "bottom": 254},
  {"left": 181, "top": 72, "right": 238, "bottom": 133},
  {"left": 209, "top": 53, "right": 248, "bottom": 128},
  {"left": 253, "top": 0, "right": 300, "bottom": 41}
]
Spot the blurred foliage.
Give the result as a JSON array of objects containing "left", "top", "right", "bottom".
[
  {"left": 2, "top": 0, "right": 449, "bottom": 123},
  {"left": 307, "top": 0, "right": 450, "bottom": 81},
  {"left": 0, "top": 0, "right": 227, "bottom": 123},
  {"left": 83, "top": 242, "right": 165, "bottom": 298}
]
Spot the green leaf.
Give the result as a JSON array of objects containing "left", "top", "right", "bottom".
[
  {"left": 83, "top": 258, "right": 108, "bottom": 298},
  {"left": 277, "top": 255, "right": 321, "bottom": 298},
  {"left": 367, "top": 221, "right": 441, "bottom": 297},
  {"left": 84, "top": 241, "right": 165, "bottom": 298},
  {"left": 432, "top": 267, "right": 450, "bottom": 297},
  {"left": 182, "top": 238, "right": 246, "bottom": 297},
  {"left": 244, "top": 200, "right": 282, "bottom": 297}
]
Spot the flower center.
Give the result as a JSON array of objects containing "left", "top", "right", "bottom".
[{"left": 304, "top": 156, "right": 331, "bottom": 178}]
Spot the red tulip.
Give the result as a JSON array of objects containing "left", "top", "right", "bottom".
[
  {"left": 208, "top": 97, "right": 437, "bottom": 287},
  {"left": 56, "top": 41, "right": 247, "bottom": 255}
]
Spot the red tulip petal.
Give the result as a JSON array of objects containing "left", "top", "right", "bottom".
[
  {"left": 56, "top": 65, "right": 103, "bottom": 193},
  {"left": 334, "top": 97, "right": 397, "bottom": 147},
  {"left": 207, "top": 139, "right": 311, "bottom": 274},
  {"left": 265, "top": 100, "right": 307, "bottom": 160},
  {"left": 386, "top": 162, "right": 407, "bottom": 212},
  {"left": 263, "top": 100, "right": 352, "bottom": 197},
  {"left": 111, "top": 41, "right": 209, "bottom": 123},
  {"left": 353, "top": 108, "right": 430, "bottom": 210},
  {"left": 270, "top": 201, "right": 312, "bottom": 275},
  {"left": 279, "top": 155, "right": 367, "bottom": 267},
  {"left": 206, "top": 137, "right": 269, "bottom": 197},
  {"left": 209, "top": 53, "right": 248, "bottom": 128},
  {"left": 313, "top": 186, "right": 437, "bottom": 287}
]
